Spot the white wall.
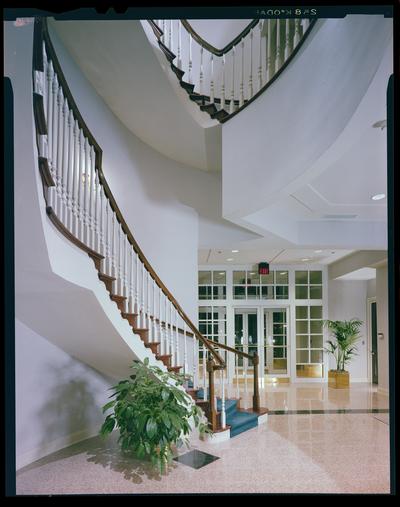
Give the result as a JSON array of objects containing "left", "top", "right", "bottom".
[
  {"left": 328, "top": 280, "right": 369, "bottom": 381},
  {"left": 376, "top": 265, "right": 389, "bottom": 394},
  {"left": 15, "top": 319, "right": 114, "bottom": 470}
]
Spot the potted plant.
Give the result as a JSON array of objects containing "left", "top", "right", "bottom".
[
  {"left": 100, "top": 358, "right": 210, "bottom": 474},
  {"left": 324, "top": 318, "right": 363, "bottom": 388}
]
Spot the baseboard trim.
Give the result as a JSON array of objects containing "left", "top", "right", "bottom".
[{"left": 16, "top": 425, "right": 101, "bottom": 471}]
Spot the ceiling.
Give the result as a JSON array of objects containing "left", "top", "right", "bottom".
[
  {"left": 198, "top": 248, "right": 353, "bottom": 266},
  {"left": 335, "top": 267, "right": 376, "bottom": 281}
]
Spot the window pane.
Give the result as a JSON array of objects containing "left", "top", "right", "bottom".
[
  {"left": 247, "top": 271, "right": 260, "bottom": 284},
  {"left": 310, "top": 350, "right": 323, "bottom": 363},
  {"left": 273, "top": 324, "right": 285, "bottom": 335},
  {"left": 296, "top": 286, "right": 309, "bottom": 299},
  {"left": 198, "top": 271, "right": 212, "bottom": 284},
  {"left": 214, "top": 307, "right": 226, "bottom": 319},
  {"left": 296, "top": 350, "right": 309, "bottom": 363},
  {"left": 310, "top": 306, "right": 323, "bottom": 319},
  {"left": 274, "top": 347, "right": 285, "bottom": 358},
  {"left": 233, "top": 271, "right": 246, "bottom": 284},
  {"left": 295, "top": 271, "right": 308, "bottom": 284},
  {"left": 260, "top": 272, "right": 274, "bottom": 284},
  {"left": 199, "top": 323, "right": 207, "bottom": 334},
  {"left": 310, "top": 320, "right": 323, "bottom": 334},
  {"left": 261, "top": 286, "right": 274, "bottom": 299},
  {"left": 296, "top": 320, "right": 309, "bottom": 334},
  {"left": 310, "top": 286, "right": 323, "bottom": 299},
  {"left": 273, "top": 311, "right": 286, "bottom": 323},
  {"left": 276, "top": 285, "right": 288, "bottom": 299},
  {"left": 310, "top": 271, "right": 322, "bottom": 284},
  {"left": 212, "top": 286, "right": 226, "bottom": 299},
  {"left": 199, "top": 286, "right": 212, "bottom": 299},
  {"left": 247, "top": 286, "right": 260, "bottom": 299},
  {"left": 296, "top": 335, "right": 309, "bottom": 348},
  {"left": 310, "top": 335, "right": 323, "bottom": 348},
  {"left": 213, "top": 271, "right": 226, "bottom": 284},
  {"left": 296, "top": 306, "right": 308, "bottom": 319},
  {"left": 273, "top": 336, "right": 285, "bottom": 346},
  {"left": 276, "top": 270, "right": 288, "bottom": 284},
  {"left": 233, "top": 286, "right": 246, "bottom": 299}
]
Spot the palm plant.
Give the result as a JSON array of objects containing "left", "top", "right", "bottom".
[{"left": 324, "top": 318, "right": 363, "bottom": 371}]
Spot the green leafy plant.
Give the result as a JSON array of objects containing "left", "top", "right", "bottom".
[
  {"left": 100, "top": 358, "right": 211, "bottom": 473},
  {"left": 324, "top": 318, "right": 363, "bottom": 371}
]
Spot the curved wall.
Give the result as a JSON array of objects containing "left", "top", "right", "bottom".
[{"left": 222, "top": 15, "right": 393, "bottom": 220}]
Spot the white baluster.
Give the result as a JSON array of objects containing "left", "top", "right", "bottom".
[
  {"left": 221, "top": 369, "right": 226, "bottom": 429},
  {"left": 175, "top": 309, "right": 179, "bottom": 367},
  {"left": 111, "top": 212, "right": 117, "bottom": 283},
  {"left": 99, "top": 185, "right": 105, "bottom": 259},
  {"left": 160, "top": 289, "right": 165, "bottom": 355},
  {"left": 169, "top": 20, "right": 172, "bottom": 51},
  {"left": 55, "top": 85, "right": 64, "bottom": 219},
  {"left": 236, "top": 354, "right": 239, "bottom": 399},
  {"left": 119, "top": 223, "right": 124, "bottom": 297},
  {"left": 284, "top": 19, "right": 291, "bottom": 61},
  {"left": 104, "top": 199, "right": 111, "bottom": 276},
  {"left": 141, "top": 261, "right": 145, "bottom": 328},
  {"left": 51, "top": 74, "right": 58, "bottom": 178},
  {"left": 123, "top": 234, "right": 129, "bottom": 300},
  {"left": 164, "top": 295, "right": 169, "bottom": 355},
  {"left": 129, "top": 247, "right": 134, "bottom": 313},
  {"left": 46, "top": 61, "right": 54, "bottom": 179},
  {"left": 230, "top": 46, "right": 235, "bottom": 114},
  {"left": 153, "top": 278, "right": 157, "bottom": 343},
  {"left": 188, "top": 33, "right": 193, "bottom": 84},
  {"left": 239, "top": 40, "right": 244, "bottom": 107},
  {"left": 135, "top": 252, "right": 139, "bottom": 318},
  {"left": 162, "top": 20, "right": 166, "bottom": 44},
  {"left": 88, "top": 145, "right": 96, "bottom": 249},
  {"left": 199, "top": 46, "right": 204, "bottom": 95},
  {"left": 275, "top": 19, "right": 281, "bottom": 72},
  {"left": 83, "top": 137, "right": 91, "bottom": 246},
  {"left": 266, "top": 20, "right": 273, "bottom": 81},
  {"left": 93, "top": 169, "right": 100, "bottom": 253},
  {"left": 258, "top": 21, "right": 263, "bottom": 90},
  {"left": 77, "top": 130, "right": 85, "bottom": 242},
  {"left": 294, "top": 19, "right": 301, "bottom": 46},
  {"left": 210, "top": 53, "right": 214, "bottom": 104},
  {"left": 72, "top": 120, "right": 79, "bottom": 237},
  {"left": 203, "top": 348, "right": 207, "bottom": 400},
  {"left": 177, "top": 21, "right": 182, "bottom": 69},
  {"left": 66, "top": 108, "right": 74, "bottom": 231},
  {"left": 221, "top": 54, "right": 226, "bottom": 110},
  {"left": 193, "top": 336, "right": 198, "bottom": 388},
  {"left": 183, "top": 323, "right": 187, "bottom": 376},
  {"left": 60, "top": 96, "right": 69, "bottom": 226},
  {"left": 170, "top": 302, "right": 175, "bottom": 366},
  {"left": 147, "top": 272, "right": 152, "bottom": 342},
  {"left": 248, "top": 29, "right": 253, "bottom": 99}
]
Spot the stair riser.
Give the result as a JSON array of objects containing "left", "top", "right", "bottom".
[{"left": 145, "top": 342, "right": 160, "bottom": 354}]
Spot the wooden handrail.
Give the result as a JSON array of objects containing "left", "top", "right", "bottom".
[
  {"left": 205, "top": 339, "right": 254, "bottom": 361},
  {"left": 180, "top": 19, "right": 259, "bottom": 56},
  {"left": 38, "top": 18, "right": 225, "bottom": 369}
]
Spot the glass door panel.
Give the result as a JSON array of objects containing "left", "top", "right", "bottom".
[
  {"left": 234, "top": 309, "right": 257, "bottom": 377},
  {"left": 264, "top": 308, "right": 288, "bottom": 375}
]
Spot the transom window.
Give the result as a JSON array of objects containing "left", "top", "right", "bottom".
[
  {"left": 233, "top": 270, "right": 289, "bottom": 300},
  {"left": 198, "top": 271, "right": 226, "bottom": 300}
]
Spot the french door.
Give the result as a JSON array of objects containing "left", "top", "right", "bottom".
[
  {"left": 234, "top": 308, "right": 258, "bottom": 376},
  {"left": 263, "top": 308, "right": 288, "bottom": 375}
]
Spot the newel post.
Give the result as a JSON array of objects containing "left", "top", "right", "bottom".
[
  {"left": 207, "top": 359, "right": 218, "bottom": 431},
  {"left": 252, "top": 352, "right": 260, "bottom": 412}
]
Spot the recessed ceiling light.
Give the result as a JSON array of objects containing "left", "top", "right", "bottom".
[
  {"left": 227, "top": 258, "right": 234, "bottom": 261},
  {"left": 301, "top": 258, "right": 310, "bottom": 262},
  {"left": 314, "top": 250, "right": 323, "bottom": 254},
  {"left": 280, "top": 272, "right": 286, "bottom": 275},
  {"left": 371, "top": 193, "right": 385, "bottom": 201},
  {"left": 232, "top": 249, "right": 239, "bottom": 253},
  {"left": 218, "top": 272, "right": 224, "bottom": 275}
]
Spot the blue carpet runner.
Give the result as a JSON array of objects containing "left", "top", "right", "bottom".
[{"left": 194, "top": 388, "right": 258, "bottom": 438}]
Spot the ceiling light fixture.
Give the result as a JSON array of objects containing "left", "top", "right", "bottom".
[
  {"left": 227, "top": 258, "right": 234, "bottom": 262},
  {"left": 232, "top": 249, "right": 239, "bottom": 253},
  {"left": 302, "top": 258, "right": 310, "bottom": 262},
  {"left": 371, "top": 193, "right": 385, "bottom": 201},
  {"left": 314, "top": 250, "right": 323, "bottom": 254},
  {"left": 219, "top": 272, "right": 224, "bottom": 275},
  {"left": 372, "top": 120, "right": 386, "bottom": 130},
  {"left": 280, "top": 272, "right": 286, "bottom": 275}
]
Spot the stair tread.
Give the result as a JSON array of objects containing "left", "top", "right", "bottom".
[
  {"left": 98, "top": 273, "right": 116, "bottom": 281},
  {"left": 121, "top": 312, "right": 137, "bottom": 317},
  {"left": 110, "top": 294, "right": 127, "bottom": 300}
]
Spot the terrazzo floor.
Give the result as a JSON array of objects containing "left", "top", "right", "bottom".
[{"left": 16, "top": 383, "right": 391, "bottom": 495}]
